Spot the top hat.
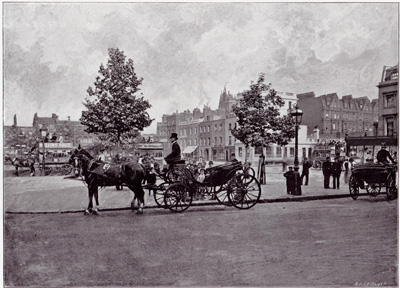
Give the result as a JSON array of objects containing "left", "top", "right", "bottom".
[{"left": 170, "top": 132, "right": 178, "bottom": 139}]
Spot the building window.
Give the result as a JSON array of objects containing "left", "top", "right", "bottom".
[
  {"left": 333, "top": 123, "right": 336, "bottom": 130},
  {"left": 288, "top": 101, "right": 292, "bottom": 110},
  {"left": 326, "top": 113, "right": 329, "bottom": 118},
  {"left": 219, "top": 124, "right": 222, "bottom": 131},
  {"left": 266, "top": 146, "right": 272, "bottom": 157},
  {"left": 384, "top": 93, "right": 396, "bottom": 108},
  {"left": 208, "top": 126, "right": 210, "bottom": 132},
  {"left": 214, "top": 125, "right": 217, "bottom": 132},
  {"left": 290, "top": 147, "right": 294, "bottom": 157},
  {"left": 239, "top": 147, "right": 243, "bottom": 157},
  {"left": 194, "top": 128, "right": 197, "bottom": 134},
  {"left": 220, "top": 137, "right": 222, "bottom": 144},
  {"left": 189, "top": 128, "right": 192, "bottom": 135},
  {"left": 386, "top": 117, "right": 395, "bottom": 136},
  {"left": 229, "top": 123, "right": 232, "bottom": 130},
  {"left": 276, "top": 147, "right": 282, "bottom": 157},
  {"left": 214, "top": 137, "right": 217, "bottom": 144},
  {"left": 229, "top": 136, "right": 232, "bottom": 145},
  {"left": 208, "top": 138, "right": 211, "bottom": 145}
]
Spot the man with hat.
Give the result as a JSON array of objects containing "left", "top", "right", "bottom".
[
  {"left": 376, "top": 142, "right": 396, "bottom": 165},
  {"left": 164, "top": 132, "right": 181, "bottom": 165},
  {"left": 322, "top": 156, "right": 332, "bottom": 189}
]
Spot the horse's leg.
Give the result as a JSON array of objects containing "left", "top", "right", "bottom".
[
  {"left": 85, "top": 185, "right": 94, "bottom": 215},
  {"left": 15, "top": 166, "right": 19, "bottom": 177},
  {"left": 131, "top": 183, "right": 145, "bottom": 214},
  {"left": 92, "top": 186, "right": 100, "bottom": 215}
]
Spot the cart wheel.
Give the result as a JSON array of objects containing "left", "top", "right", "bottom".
[
  {"left": 366, "top": 183, "right": 380, "bottom": 196},
  {"left": 349, "top": 175, "right": 359, "bottom": 200},
  {"left": 164, "top": 183, "right": 192, "bottom": 212},
  {"left": 214, "top": 184, "right": 232, "bottom": 206},
  {"left": 227, "top": 174, "right": 261, "bottom": 209},
  {"left": 61, "top": 164, "right": 73, "bottom": 175},
  {"left": 386, "top": 175, "right": 397, "bottom": 200},
  {"left": 153, "top": 182, "right": 168, "bottom": 208}
]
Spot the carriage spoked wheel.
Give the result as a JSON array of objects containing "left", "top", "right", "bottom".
[
  {"left": 213, "top": 184, "right": 232, "bottom": 206},
  {"left": 153, "top": 182, "right": 168, "bottom": 208},
  {"left": 349, "top": 175, "right": 359, "bottom": 200},
  {"left": 386, "top": 175, "right": 397, "bottom": 201},
  {"left": 243, "top": 167, "right": 255, "bottom": 178},
  {"left": 61, "top": 164, "right": 73, "bottom": 175},
  {"left": 40, "top": 166, "right": 53, "bottom": 176},
  {"left": 227, "top": 174, "right": 261, "bottom": 209},
  {"left": 164, "top": 182, "right": 193, "bottom": 212},
  {"left": 366, "top": 183, "right": 380, "bottom": 196}
]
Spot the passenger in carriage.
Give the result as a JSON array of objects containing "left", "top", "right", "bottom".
[{"left": 230, "top": 153, "right": 238, "bottom": 163}]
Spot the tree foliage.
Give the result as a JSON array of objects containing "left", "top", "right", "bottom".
[
  {"left": 80, "top": 48, "right": 153, "bottom": 149},
  {"left": 231, "top": 73, "right": 296, "bottom": 148}
]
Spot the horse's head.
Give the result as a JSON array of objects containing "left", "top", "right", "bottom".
[{"left": 69, "top": 148, "right": 94, "bottom": 175}]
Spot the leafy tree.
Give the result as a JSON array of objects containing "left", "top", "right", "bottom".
[
  {"left": 232, "top": 73, "right": 295, "bottom": 148},
  {"left": 231, "top": 73, "right": 296, "bottom": 183},
  {"left": 80, "top": 48, "right": 153, "bottom": 155}
]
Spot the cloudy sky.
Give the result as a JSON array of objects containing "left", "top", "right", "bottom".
[{"left": 3, "top": 2, "right": 398, "bottom": 133}]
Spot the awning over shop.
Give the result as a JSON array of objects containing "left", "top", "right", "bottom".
[{"left": 182, "top": 146, "right": 198, "bottom": 154}]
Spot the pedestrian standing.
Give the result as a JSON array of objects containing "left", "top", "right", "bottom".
[
  {"left": 322, "top": 156, "right": 332, "bottom": 189},
  {"left": 332, "top": 157, "right": 342, "bottom": 189},
  {"left": 300, "top": 157, "right": 312, "bottom": 186},
  {"left": 283, "top": 166, "right": 294, "bottom": 194},
  {"left": 343, "top": 157, "right": 350, "bottom": 184}
]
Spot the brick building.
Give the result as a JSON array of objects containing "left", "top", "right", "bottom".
[
  {"left": 297, "top": 92, "right": 379, "bottom": 139},
  {"left": 377, "top": 65, "right": 398, "bottom": 137}
]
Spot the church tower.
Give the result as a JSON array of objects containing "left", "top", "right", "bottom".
[{"left": 218, "top": 86, "right": 236, "bottom": 113}]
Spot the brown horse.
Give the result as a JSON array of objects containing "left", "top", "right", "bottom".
[{"left": 69, "top": 148, "right": 148, "bottom": 215}]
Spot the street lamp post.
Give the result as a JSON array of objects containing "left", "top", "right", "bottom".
[
  {"left": 290, "top": 104, "right": 303, "bottom": 168},
  {"left": 290, "top": 105, "right": 303, "bottom": 196},
  {"left": 40, "top": 125, "right": 48, "bottom": 176}
]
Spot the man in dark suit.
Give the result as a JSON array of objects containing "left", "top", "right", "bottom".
[
  {"left": 301, "top": 157, "right": 312, "bottom": 186},
  {"left": 164, "top": 133, "right": 181, "bottom": 165},
  {"left": 332, "top": 157, "right": 342, "bottom": 189},
  {"left": 376, "top": 143, "right": 396, "bottom": 164},
  {"left": 322, "top": 156, "right": 332, "bottom": 189}
]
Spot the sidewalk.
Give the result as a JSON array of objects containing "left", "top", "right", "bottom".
[{"left": 4, "top": 168, "right": 366, "bottom": 214}]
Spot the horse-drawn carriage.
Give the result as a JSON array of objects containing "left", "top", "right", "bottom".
[
  {"left": 149, "top": 160, "right": 261, "bottom": 212},
  {"left": 70, "top": 148, "right": 262, "bottom": 215},
  {"left": 349, "top": 163, "right": 397, "bottom": 200}
]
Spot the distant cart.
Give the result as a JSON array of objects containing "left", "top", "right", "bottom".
[
  {"left": 38, "top": 142, "right": 75, "bottom": 175},
  {"left": 349, "top": 163, "right": 397, "bottom": 200}
]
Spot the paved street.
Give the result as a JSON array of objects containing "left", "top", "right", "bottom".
[{"left": 4, "top": 198, "right": 397, "bottom": 286}]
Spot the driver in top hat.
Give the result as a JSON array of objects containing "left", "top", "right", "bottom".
[{"left": 164, "top": 132, "right": 181, "bottom": 164}]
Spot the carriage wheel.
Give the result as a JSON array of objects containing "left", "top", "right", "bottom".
[
  {"left": 243, "top": 167, "right": 255, "bottom": 178},
  {"left": 153, "top": 182, "right": 168, "bottom": 208},
  {"left": 366, "top": 183, "right": 380, "bottom": 196},
  {"left": 214, "top": 184, "right": 232, "bottom": 206},
  {"left": 164, "top": 183, "right": 192, "bottom": 212},
  {"left": 386, "top": 175, "right": 397, "bottom": 201},
  {"left": 227, "top": 174, "right": 261, "bottom": 209},
  {"left": 61, "top": 164, "right": 73, "bottom": 175},
  {"left": 349, "top": 175, "right": 359, "bottom": 200},
  {"left": 44, "top": 167, "right": 52, "bottom": 176}
]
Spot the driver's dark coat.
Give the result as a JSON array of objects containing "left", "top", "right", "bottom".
[{"left": 164, "top": 141, "right": 181, "bottom": 163}]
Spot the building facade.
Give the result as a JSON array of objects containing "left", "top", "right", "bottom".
[
  {"left": 377, "top": 65, "right": 398, "bottom": 137},
  {"left": 297, "top": 92, "right": 379, "bottom": 139}
]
